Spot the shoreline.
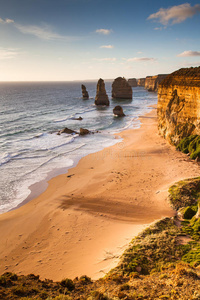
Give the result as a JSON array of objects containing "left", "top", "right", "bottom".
[{"left": 1, "top": 106, "right": 200, "bottom": 281}]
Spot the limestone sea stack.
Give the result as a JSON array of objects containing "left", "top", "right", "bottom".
[
  {"left": 81, "top": 84, "right": 89, "bottom": 99},
  {"left": 113, "top": 105, "right": 125, "bottom": 117},
  {"left": 157, "top": 67, "right": 200, "bottom": 145},
  {"left": 128, "top": 78, "right": 137, "bottom": 87},
  {"left": 95, "top": 78, "right": 109, "bottom": 106},
  {"left": 112, "top": 77, "right": 132, "bottom": 99}
]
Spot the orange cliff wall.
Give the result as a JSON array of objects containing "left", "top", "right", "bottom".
[{"left": 157, "top": 67, "right": 200, "bottom": 145}]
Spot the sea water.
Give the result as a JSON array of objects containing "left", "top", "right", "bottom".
[{"left": 0, "top": 81, "right": 157, "bottom": 214}]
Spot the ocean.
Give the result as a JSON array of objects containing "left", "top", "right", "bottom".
[{"left": 0, "top": 81, "right": 157, "bottom": 214}]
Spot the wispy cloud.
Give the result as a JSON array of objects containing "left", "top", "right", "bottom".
[
  {"left": 148, "top": 3, "right": 200, "bottom": 25},
  {"left": 154, "top": 27, "right": 163, "bottom": 30},
  {"left": 96, "top": 29, "right": 112, "bottom": 35},
  {"left": 93, "top": 57, "right": 116, "bottom": 62},
  {"left": 100, "top": 45, "right": 114, "bottom": 49},
  {"left": 177, "top": 50, "right": 200, "bottom": 57},
  {"left": 126, "top": 57, "right": 155, "bottom": 62},
  {"left": 0, "top": 18, "right": 14, "bottom": 24},
  {"left": 0, "top": 47, "right": 19, "bottom": 59},
  {"left": 0, "top": 16, "right": 79, "bottom": 41},
  {"left": 15, "top": 23, "right": 75, "bottom": 41}
]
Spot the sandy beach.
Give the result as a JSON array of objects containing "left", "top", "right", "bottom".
[{"left": 0, "top": 106, "right": 200, "bottom": 281}]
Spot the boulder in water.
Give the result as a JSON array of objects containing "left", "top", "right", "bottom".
[
  {"left": 79, "top": 128, "right": 90, "bottom": 135},
  {"left": 113, "top": 106, "right": 125, "bottom": 117}
]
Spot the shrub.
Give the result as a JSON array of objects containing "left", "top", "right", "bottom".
[{"left": 60, "top": 279, "right": 75, "bottom": 291}]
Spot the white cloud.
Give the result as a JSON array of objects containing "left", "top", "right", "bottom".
[
  {"left": 0, "top": 48, "right": 19, "bottom": 59},
  {"left": 93, "top": 57, "right": 116, "bottom": 62},
  {"left": 126, "top": 57, "right": 155, "bottom": 62},
  {"left": 148, "top": 3, "right": 200, "bottom": 25},
  {"left": 0, "top": 18, "right": 14, "bottom": 24},
  {"left": 177, "top": 50, "right": 200, "bottom": 57},
  {"left": 100, "top": 45, "right": 114, "bottom": 49},
  {"left": 137, "top": 51, "right": 143, "bottom": 54},
  {"left": 96, "top": 29, "right": 112, "bottom": 35}
]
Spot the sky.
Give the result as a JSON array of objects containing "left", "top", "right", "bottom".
[{"left": 0, "top": 0, "right": 200, "bottom": 81}]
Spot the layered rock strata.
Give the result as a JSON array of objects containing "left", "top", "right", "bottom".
[
  {"left": 81, "top": 84, "right": 89, "bottom": 99},
  {"left": 95, "top": 78, "right": 109, "bottom": 106},
  {"left": 137, "top": 78, "right": 145, "bottom": 87},
  {"left": 112, "top": 77, "right": 132, "bottom": 99},
  {"left": 157, "top": 67, "right": 200, "bottom": 145},
  {"left": 128, "top": 78, "right": 137, "bottom": 87},
  {"left": 145, "top": 74, "right": 168, "bottom": 92}
]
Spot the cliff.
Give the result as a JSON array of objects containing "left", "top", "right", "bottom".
[
  {"left": 157, "top": 67, "right": 200, "bottom": 145},
  {"left": 145, "top": 74, "right": 168, "bottom": 92},
  {"left": 112, "top": 77, "right": 132, "bottom": 99},
  {"left": 137, "top": 78, "right": 145, "bottom": 86},
  {"left": 128, "top": 78, "right": 137, "bottom": 87}
]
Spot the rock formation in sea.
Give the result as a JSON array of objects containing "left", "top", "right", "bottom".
[
  {"left": 81, "top": 84, "right": 89, "bottom": 99},
  {"left": 137, "top": 78, "right": 146, "bottom": 87},
  {"left": 145, "top": 74, "right": 168, "bottom": 92},
  {"left": 112, "top": 77, "right": 132, "bottom": 99},
  {"left": 95, "top": 78, "right": 109, "bottom": 106},
  {"left": 157, "top": 67, "right": 200, "bottom": 145},
  {"left": 128, "top": 78, "right": 137, "bottom": 87},
  {"left": 113, "top": 106, "right": 125, "bottom": 117}
]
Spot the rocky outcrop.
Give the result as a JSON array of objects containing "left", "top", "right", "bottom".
[
  {"left": 113, "top": 106, "right": 125, "bottom": 117},
  {"left": 79, "top": 128, "right": 90, "bottom": 135},
  {"left": 57, "top": 128, "right": 78, "bottom": 135},
  {"left": 128, "top": 78, "right": 137, "bottom": 87},
  {"left": 157, "top": 67, "right": 200, "bottom": 145},
  {"left": 81, "top": 85, "right": 89, "bottom": 99},
  {"left": 112, "top": 77, "right": 132, "bottom": 99},
  {"left": 137, "top": 78, "right": 145, "bottom": 87},
  {"left": 95, "top": 79, "right": 109, "bottom": 106},
  {"left": 145, "top": 74, "right": 168, "bottom": 92}
]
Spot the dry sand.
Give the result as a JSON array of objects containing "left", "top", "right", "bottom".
[{"left": 0, "top": 107, "right": 200, "bottom": 281}]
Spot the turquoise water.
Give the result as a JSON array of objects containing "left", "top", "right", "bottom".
[{"left": 0, "top": 81, "right": 157, "bottom": 213}]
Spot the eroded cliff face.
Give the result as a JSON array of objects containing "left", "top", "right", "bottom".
[
  {"left": 145, "top": 74, "right": 168, "bottom": 92},
  {"left": 157, "top": 67, "right": 200, "bottom": 145},
  {"left": 137, "top": 78, "right": 145, "bottom": 86}
]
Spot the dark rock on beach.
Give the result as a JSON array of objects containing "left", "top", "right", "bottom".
[
  {"left": 113, "top": 105, "right": 125, "bottom": 117},
  {"left": 57, "top": 128, "right": 78, "bottom": 135},
  {"left": 79, "top": 128, "right": 90, "bottom": 135},
  {"left": 95, "top": 78, "right": 109, "bottom": 106},
  {"left": 81, "top": 84, "right": 89, "bottom": 99}
]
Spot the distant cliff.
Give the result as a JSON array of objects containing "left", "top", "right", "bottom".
[
  {"left": 157, "top": 67, "right": 200, "bottom": 145},
  {"left": 137, "top": 78, "right": 145, "bottom": 87},
  {"left": 145, "top": 74, "right": 168, "bottom": 92}
]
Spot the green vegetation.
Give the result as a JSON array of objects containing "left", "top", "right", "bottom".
[
  {"left": 168, "top": 177, "right": 200, "bottom": 209},
  {"left": 177, "top": 135, "right": 200, "bottom": 159}
]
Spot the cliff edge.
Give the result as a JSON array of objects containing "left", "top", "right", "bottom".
[{"left": 157, "top": 67, "right": 200, "bottom": 145}]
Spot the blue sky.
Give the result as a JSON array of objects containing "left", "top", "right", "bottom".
[{"left": 0, "top": 0, "right": 200, "bottom": 81}]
